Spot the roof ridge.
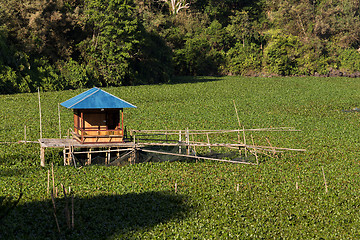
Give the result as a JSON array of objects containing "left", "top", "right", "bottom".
[{"left": 68, "top": 88, "right": 100, "bottom": 108}]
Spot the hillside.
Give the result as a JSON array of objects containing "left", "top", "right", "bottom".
[{"left": 1, "top": 0, "right": 360, "bottom": 93}]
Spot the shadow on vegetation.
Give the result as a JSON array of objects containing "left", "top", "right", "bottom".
[
  {"left": 0, "top": 191, "right": 190, "bottom": 239},
  {"left": 169, "top": 76, "right": 223, "bottom": 85}
]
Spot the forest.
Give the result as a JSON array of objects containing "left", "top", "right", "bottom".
[{"left": 0, "top": 0, "right": 360, "bottom": 94}]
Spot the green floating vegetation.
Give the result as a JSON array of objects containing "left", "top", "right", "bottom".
[{"left": 1, "top": 76, "right": 360, "bottom": 238}]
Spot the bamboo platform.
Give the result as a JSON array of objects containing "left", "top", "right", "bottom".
[
  {"left": 39, "top": 138, "right": 136, "bottom": 148},
  {"left": 39, "top": 138, "right": 137, "bottom": 167}
]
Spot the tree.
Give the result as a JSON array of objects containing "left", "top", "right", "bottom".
[
  {"left": 314, "top": 0, "right": 360, "bottom": 48},
  {"left": 0, "top": 0, "right": 84, "bottom": 63},
  {"left": 160, "top": 0, "right": 190, "bottom": 15},
  {"left": 226, "top": 11, "right": 252, "bottom": 47},
  {"left": 264, "top": 34, "right": 301, "bottom": 75},
  {"left": 79, "top": 0, "right": 144, "bottom": 85},
  {"left": 79, "top": 0, "right": 172, "bottom": 86}
]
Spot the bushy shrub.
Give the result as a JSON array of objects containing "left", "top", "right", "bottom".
[
  {"left": 0, "top": 66, "right": 24, "bottom": 94},
  {"left": 296, "top": 40, "right": 332, "bottom": 75},
  {"left": 338, "top": 48, "right": 360, "bottom": 73},
  {"left": 226, "top": 42, "right": 262, "bottom": 75},
  {"left": 263, "top": 34, "right": 301, "bottom": 75}
]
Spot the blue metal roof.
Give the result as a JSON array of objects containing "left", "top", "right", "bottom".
[{"left": 60, "top": 87, "right": 137, "bottom": 109}]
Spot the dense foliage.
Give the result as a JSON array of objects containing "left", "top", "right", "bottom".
[
  {"left": 0, "top": 0, "right": 360, "bottom": 93},
  {"left": 1, "top": 77, "right": 360, "bottom": 238}
]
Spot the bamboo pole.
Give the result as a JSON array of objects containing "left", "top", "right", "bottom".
[
  {"left": 24, "top": 125, "right": 26, "bottom": 143},
  {"left": 191, "top": 134, "right": 196, "bottom": 156},
  {"left": 237, "top": 129, "right": 241, "bottom": 155},
  {"left": 206, "top": 133, "right": 211, "bottom": 152},
  {"left": 71, "top": 147, "right": 77, "bottom": 168},
  {"left": 47, "top": 170, "right": 50, "bottom": 194},
  {"left": 178, "top": 130, "right": 182, "bottom": 154},
  {"left": 251, "top": 135, "right": 259, "bottom": 165},
  {"left": 38, "top": 88, "right": 42, "bottom": 139},
  {"left": 296, "top": 175, "right": 300, "bottom": 190},
  {"left": 52, "top": 163, "right": 55, "bottom": 195},
  {"left": 233, "top": 100, "right": 247, "bottom": 157},
  {"left": 87, "top": 148, "right": 92, "bottom": 165},
  {"left": 107, "top": 147, "right": 111, "bottom": 164},
  {"left": 0, "top": 141, "right": 38, "bottom": 144},
  {"left": 243, "top": 126, "right": 247, "bottom": 157},
  {"left": 40, "top": 147, "right": 45, "bottom": 167},
  {"left": 246, "top": 145, "right": 305, "bottom": 152},
  {"left": 139, "top": 142, "right": 306, "bottom": 152},
  {"left": 266, "top": 137, "right": 277, "bottom": 158},
  {"left": 63, "top": 148, "right": 66, "bottom": 165},
  {"left": 58, "top": 103, "right": 61, "bottom": 138},
  {"left": 186, "top": 128, "right": 190, "bottom": 155},
  {"left": 131, "top": 127, "right": 299, "bottom": 135},
  {"left": 322, "top": 166, "right": 328, "bottom": 193},
  {"left": 233, "top": 100, "right": 241, "bottom": 128}
]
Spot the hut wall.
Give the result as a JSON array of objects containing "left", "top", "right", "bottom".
[{"left": 84, "top": 112, "right": 106, "bottom": 136}]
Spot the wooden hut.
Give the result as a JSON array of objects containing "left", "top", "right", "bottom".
[{"left": 60, "top": 87, "right": 136, "bottom": 144}]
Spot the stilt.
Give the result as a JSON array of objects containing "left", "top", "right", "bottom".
[
  {"left": 237, "top": 129, "right": 242, "bottom": 155},
  {"left": 178, "top": 130, "right": 182, "bottom": 154},
  {"left": 63, "top": 148, "right": 66, "bottom": 165},
  {"left": 191, "top": 134, "right": 196, "bottom": 155},
  {"left": 87, "top": 148, "right": 92, "bottom": 165},
  {"left": 251, "top": 135, "right": 259, "bottom": 165},
  {"left": 40, "top": 147, "right": 45, "bottom": 167},
  {"left": 129, "top": 148, "right": 138, "bottom": 164},
  {"left": 186, "top": 128, "right": 190, "bottom": 155},
  {"left": 206, "top": 133, "right": 211, "bottom": 152},
  {"left": 243, "top": 126, "right": 247, "bottom": 157},
  {"left": 70, "top": 146, "right": 76, "bottom": 167},
  {"left": 24, "top": 125, "right": 27, "bottom": 144},
  {"left": 106, "top": 147, "right": 111, "bottom": 164}
]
